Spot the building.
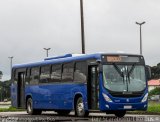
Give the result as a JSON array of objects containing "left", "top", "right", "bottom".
[{"left": 148, "top": 79, "right": 160, "bottom": 91}]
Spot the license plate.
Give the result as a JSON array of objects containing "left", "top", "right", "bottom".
[{"left": 124, "top": 105, "right": 132, "bottom": 109}]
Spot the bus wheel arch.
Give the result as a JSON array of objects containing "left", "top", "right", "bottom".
[{"left": 74, "top": 94, "right": 89, "bottom": 117}]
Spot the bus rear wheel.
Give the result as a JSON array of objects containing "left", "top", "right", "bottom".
[
  {"left": 27, "top": 98, "right": 42, "bottom": 115},
  {"left": 114, "top": 110, "right": 126, "bottom": 118},
  {"left": 75, "top": 97, "right": 89, "bottom": 117}
]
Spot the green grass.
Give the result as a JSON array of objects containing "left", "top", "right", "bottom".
[
  {"left": 128, "top": 101, "right": 160, "bottom": 115},
  {"left": 147, "top": 101, "right": 160, "bottom": 114},
  {"left": 0, "top": 106, "right": 24, "bottom": 112}
]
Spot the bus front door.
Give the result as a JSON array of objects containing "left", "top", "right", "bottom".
[
  {"left": 88, "top": 65, "right": 99, "bottom": 110},
  {"left": 17, "top": 72, "right": 26, "bottom": 108}
]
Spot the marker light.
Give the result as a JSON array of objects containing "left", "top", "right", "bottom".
[
  {"left": 102, "top": 93, "right": 113, "bottom": 102},
  {"left": 141, "top": 93, "right": 148, "bottom": 103}
]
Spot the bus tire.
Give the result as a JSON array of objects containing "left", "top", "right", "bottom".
[
  {"left": 27, "top": 98, "right": 42, "bottom": 115},
  {"left": 75, "top": 97, "right": 89, "bottom": 117},
  {"left": 114, "top": 110, "right": 126, "bottom": 118}
]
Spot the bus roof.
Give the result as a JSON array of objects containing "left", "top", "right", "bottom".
[{"left": 12, "top": 53, "right": 142, "bottom": 69}]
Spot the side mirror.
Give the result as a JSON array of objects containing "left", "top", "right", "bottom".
[{"left": 145, "top": 65, "right": 151, "bottom": 80}]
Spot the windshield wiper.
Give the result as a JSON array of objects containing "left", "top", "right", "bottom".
[
  {"left": 127, "top": 63, "right": 136, "bottom": 84},
  {"left": 128, "top": 64, "right": 136, "bottom": 75},
  {"left": 126, "top": 66, "right": 130, "bottom": 84},
  {"left": 113, "top": 63, "right": 125, "bottom": 84}
]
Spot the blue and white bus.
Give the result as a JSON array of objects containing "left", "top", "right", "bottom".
[{"left": 11, "top": 53, "right": 150, "bottom": 117}]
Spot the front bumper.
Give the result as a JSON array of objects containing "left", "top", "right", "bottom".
[{"left": 100, "top": 101, "right": 148, "bottom": 111}]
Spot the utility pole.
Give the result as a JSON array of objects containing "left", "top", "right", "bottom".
[
  {"left": 136, "top": 21, "right": 146, "bottom": 55},
  {"left": 43, "top": 48, "right": 51, "bottom": 57},
  {"left": 80, "top": 0, "right": 85, "bottom": 54},
  {"left": 8, "top": 56, "right": 13, "bottom": 74}
]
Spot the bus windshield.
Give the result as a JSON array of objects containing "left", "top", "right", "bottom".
[{"left": 103, "top": 64, "right": 146, "bottom": 92}]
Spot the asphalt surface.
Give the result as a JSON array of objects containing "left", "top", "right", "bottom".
[{"left": 0, "top": 111, "right": 159, "bottom": 122}]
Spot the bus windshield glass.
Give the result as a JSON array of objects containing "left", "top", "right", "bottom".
[{"left": 103, "top": 64, "right": 146, "bottom": 92}]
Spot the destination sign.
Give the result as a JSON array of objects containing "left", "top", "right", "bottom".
[
  {"left": 102, "top": 55, "right": 140, "bottom": 63},
  {"left": 107, "top": 56, "right": 122, "bottom": 62}
]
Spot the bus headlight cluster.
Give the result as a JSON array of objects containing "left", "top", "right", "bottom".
[
  {"left": 141, "top": 93, "right": 148, "bottom": 103},
  {"left": 102, "top": 93, "right": 113, "bottom": 102}
]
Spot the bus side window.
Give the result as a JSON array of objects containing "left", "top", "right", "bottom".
[
  {"left": 25, "top": 68, "right": 30, "bottom": 85},
  {"left": 30, "top": 67, "right": 39, "bottom": 85},
  {"left": 40, "top": 65, "right": 50, "bottom": 83},
  {"left": 74, "top": 61, "right": 87, "bottom": 83},
  {"left": 62, "top": 63, "right": 74, "bottom": 82},
  {"left": 51, "top": 64, "right": 62, "bottom": 82}
]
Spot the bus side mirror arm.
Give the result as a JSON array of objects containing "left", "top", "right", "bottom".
[
  {"left": 96, "top": 59, "right": 102, "bottom": 73},
  {"left": 98, "top": 64, "right": 103, "bottom": 73}
]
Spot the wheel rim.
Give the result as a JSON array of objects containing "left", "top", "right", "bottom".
[
  {"left": 77, "top": 98, "right": 84, "bottom": 115},
  {"left": 27, "top": 100, "right": 32, "bottom": 113}
]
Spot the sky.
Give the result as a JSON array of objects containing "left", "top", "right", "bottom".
[{"left": 0, "top": 0, "right": 160, "bottom": 81}]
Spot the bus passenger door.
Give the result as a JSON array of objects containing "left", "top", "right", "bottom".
[
  {"left": 11, "top": 70, "right": 18, "bottom": 108},
  {"left": 88, "top": 65, "right": 99, "bottom": 110},
  {"left": 17, "top": 72, "right": 26, "bottom": 108}
]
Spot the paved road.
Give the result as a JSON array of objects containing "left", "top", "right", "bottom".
[{"left": 0, "top": 111, "right": 159, "bottom": 122}]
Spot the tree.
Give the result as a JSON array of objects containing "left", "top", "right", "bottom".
[
  {"left": 157, "top": 63, "right": 160, "bottom": 67},
  {"left": 0, "top": 71, "right": 2, "bottom": 79},
  {"left": 0, "top": 80, "right": 11, "bottom": 101},
  {"left": 151, "top": 63, "right": 160, "bottom": 79}
]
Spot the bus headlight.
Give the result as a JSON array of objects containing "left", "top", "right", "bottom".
[
  {"left": 141, "top": 93, "right": 148, "bottom": 103},
  {"left": 102, "top": 93, "right": 113, "bottom": 102}
]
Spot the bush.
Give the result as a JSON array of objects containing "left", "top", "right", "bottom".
[{"left": 149, "top": 87, "right": 160, "bottom": 96}]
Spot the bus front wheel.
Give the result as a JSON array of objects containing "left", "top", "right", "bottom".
[
  {"left": 75, "top": 97, "right": 89, "bottom": 117},
  {"left": 27, "top": 98, "right": 42, "bottom": 115},
  {"left": 114, "top": 110, "right": 126, "bottom": 118}
]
